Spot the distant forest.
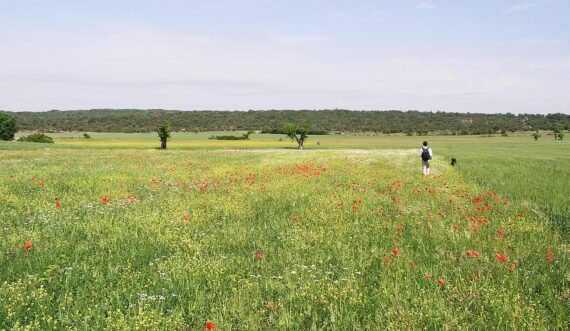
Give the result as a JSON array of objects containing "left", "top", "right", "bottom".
[{"left": 8, "top": 109, "right": 570, "bottom": 135}]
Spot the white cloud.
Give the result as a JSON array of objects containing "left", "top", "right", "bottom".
[
  {"left": 415, "top": 3, "right": 438, "bottom": 10},
  {"left": 273, "top": 35, "right": 335, "bottom": 45},
  {"left": 504, "top": 2, "right": 536, "bottom": 13}
]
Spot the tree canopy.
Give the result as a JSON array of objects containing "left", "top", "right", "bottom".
[
  {"left": 0, "top": 112, "right": 18, "bottom": 141},
  {"left": 8, "top": 109, "right": 570, "bottom": 135}
]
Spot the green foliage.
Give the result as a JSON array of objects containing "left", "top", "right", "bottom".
[
  {"left": 155, "top": 121, "right": 171, "bottom": 140},
  {"left": 208, "top": 132, "right": 250, "bottom": 140},
  {"left": 156, "top": 120, "right": 171, "bottom": 149},
  {"left": 0, "top": 112, "right": 18, "bottom": 141},
  {"left": 552, "top": 122, "right": 563, "bottom": 140},
  {"left": 532, "top": 130, "right": 541, "bottom": 141},
  {"left": 558, "top": 131, "right": 565, "bottom": 140},
  {"left": 83, "top": 133, "right": 91, "bottom": 139},
  {"left": 10, "top": 109, "right": 570, "bottom": 134},
  {"left": 283, "top": 123, "right": 309, "bottom": 149},
  {"left": 17, "top": 133, "right": 54, "bottom": 143}
]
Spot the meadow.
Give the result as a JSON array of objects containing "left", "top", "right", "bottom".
[{"left": 1, "top": 133, "right": 568, "bottom": 330}]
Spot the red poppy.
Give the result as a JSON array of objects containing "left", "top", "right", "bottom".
[
  {"left": 546, "top": 248, "right": 554, "bottom": 255},
  {"left": 547, "top": 256, "right": 555, "bottom": 263},
  {"left": 55, "top": 200, "right": 61, "bottom": 209},
  {"left": 291, "top": 216, "right": 299, "bottom": 222},
  {"left": 24, "top": 240, "right": 32, "bottom": 251},
  {"left": 396, "top": 227, "right": 404, "bottom": 233},
  {"left": 384, "top": 257, "right": 392, "bottom": 264},
  {"left": 424, "top": 273, "right": 432, "bottom": 279},
  {"left": 101, "top": 196, "right": 110, "bottom": 205},
  {"left": 410, "top": 263, "right": 417, "bottom": 269},
  {"left": 495, "top": 253, "right": 508, "bottom": 262},
  {"left": 497, "top": 229, "right": 505, "bottom": 237},
  {"left": 392, "top": 248, "right": 400, "bottom": 255},
  {"left": 392, "top": 197, "right": 398, "bottom": 203},
  {"left": 449, "top": 198, "right": 454, "bottom": 204},
  {"left": 466, "top": 250, "right": 473, "bottom": 256},
  {"left": 438, "top": 278, "right": 445, "bottom": 285},
  {"left": 255, "top": 252, "right": 263, "bottom": 260},
  {"left": 183, "top": 214, "right": 190, "bottom": 221},
  {"left": 206, "top": 322, "right": 215, "bottom": 330},
  {"left": 509, "top": 264, "right": 516, "bottom": 270}
]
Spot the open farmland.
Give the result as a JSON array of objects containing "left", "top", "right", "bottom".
[{"left": 0, "top": 134, "right": 568, "bottom": 330}]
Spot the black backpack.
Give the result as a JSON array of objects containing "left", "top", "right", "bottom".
[{"left": 421, "top": 147, "right": 431, "bottom": 161}]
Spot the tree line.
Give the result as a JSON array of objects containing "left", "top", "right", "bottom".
[{"left": 4, "top": 109, "right": 570, "bottom": 135}]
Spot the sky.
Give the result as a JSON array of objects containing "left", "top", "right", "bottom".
[{"left": 1, "top": 0, "right": 569, "bottom": 114}]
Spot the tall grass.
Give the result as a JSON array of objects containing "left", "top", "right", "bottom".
[
  {"left": 438, "top": 139, "right": 570, "bottom": 241},
  {"left": 1, "top": 146, "right": 567, "bottom": 329}
]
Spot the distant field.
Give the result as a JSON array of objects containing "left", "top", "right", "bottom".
[{"left": 1, "top": 133, "right": 568, "bottom": 329}]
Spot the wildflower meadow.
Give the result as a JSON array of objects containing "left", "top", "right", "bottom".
[{"left": 0, "top": 133, "right": 568, "bottom": 330}]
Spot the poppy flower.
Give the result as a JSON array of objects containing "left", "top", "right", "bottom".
[
  {"left": 24, "top": 240, "right": 32, "bottom": 251},
  {"left": 396, "top": 227, "right": 404, "bottom": 233},
  {"left": 392, "top": 197, "right": 398, "bottom": 203},
  {"left": 255, "top": 252, "right": 263, "bottom": 260},
  {"left": 206, "top": 322, "right": 215, "bottom": 330},
  {"left": 183, "top": 214, "right": 190, "bottom": 221},
  {"left": 509, "top": 264, "right": 516, "bottom": 270},
  {"left": 497, "top": 229, "right": 505, "bottom": 237},
  {"left": 547, "top": 256, "right": 555, "bottom": 263},
  {"left": 291, "top": 216, "right": 299, "bottom": 222},
  {"left": 495, "top": 253, "right": 508, "bottom": 262},
  {"left": 55, "top": 200, "right": 61, "bottom": 209},
  {"left": 392, "top": 248, "right": 400, "bottom": 255},
  {"left": 546, "top": 248, "right": 554, "bottom": 255},
  {"left": 101, "top": 196, "right": 110, "bottom": 205},
  {"left": 438, "top": 278, "right": 445, "bottom": 285},
  {"left": 466, "top": 250, "right": 473, "bottom": 256},
  {"left": 424, "top": 273, "right": 432, "bottom": 279},
  {"left": 384, "top": 257, "right": 392, "bottom": 264}
]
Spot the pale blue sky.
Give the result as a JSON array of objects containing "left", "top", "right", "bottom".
[{"left": 1, "top": 0, "right": 569, "bottom": 113}]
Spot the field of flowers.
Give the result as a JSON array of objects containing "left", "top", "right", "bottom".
[{"left": 1, "top": 137, "right": 568, "bottom": 329}]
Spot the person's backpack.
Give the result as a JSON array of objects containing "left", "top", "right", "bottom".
[{"left": 421, "top": 147, "right": 431, "bottom": 161}]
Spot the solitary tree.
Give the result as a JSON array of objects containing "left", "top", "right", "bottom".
[
  {"left": 283, "top": 123, "right": 309, "bottom": 150},
  {"left": 552, "top": 122, "right": 563, "bottom": 140},
  {"left": 532, "top": 130, "right": 541, "bottom": 142},
  {"left": 0, "top": 112, "right": 17, "bottom": 141},
  {"left": 156, "top": 120, "right": 171, "bottom": 149}
]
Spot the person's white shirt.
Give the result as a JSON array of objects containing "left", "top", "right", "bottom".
[{"left": 418, "top": 146, "right": 432, "bottom": 159}]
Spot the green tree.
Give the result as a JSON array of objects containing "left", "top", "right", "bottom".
[
  {"left": 532, "top": 130, "right": 541, "bottom": 142},
  {"left": 552, "top": 122, "right": 563, "bottom": 140},
  {"left": 283, "top": 123, "right": 309, "bottom": 150},
  {"left": 156, "top": 120, "right": 171, "bottom": 149},
  {"left": 0, "top": 112, "right": 18, "bottom": 141},
  {"left": 558, "top": 131, "right": 565, "bottom": 140}
]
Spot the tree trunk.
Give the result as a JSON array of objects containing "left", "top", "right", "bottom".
[
  {"left": 298, "top": 138, "right": 304, "bottom": 150},
  {"left": 161, "top": 138, "right": 167, "bottom": 149}
]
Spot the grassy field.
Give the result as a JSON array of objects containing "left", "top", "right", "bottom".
[{"left": 1, "top": 133, "right": 568, "bottom": 329}]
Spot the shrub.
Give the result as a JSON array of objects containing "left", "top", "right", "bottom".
[{"left": 17, "top": 133, "right": 54, "bottom": 143}]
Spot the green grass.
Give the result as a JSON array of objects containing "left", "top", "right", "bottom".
[{"left": 0, "top": 134, "right": 568, "bottom": 329}]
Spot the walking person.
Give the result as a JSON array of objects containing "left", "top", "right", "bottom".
[{"left": 419, "top": 141, "right": 432, "bottom": 176}]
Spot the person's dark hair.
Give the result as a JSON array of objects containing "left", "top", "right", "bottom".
[{"left": 423, "top": 141, "right": 428, "bottom": 146}]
